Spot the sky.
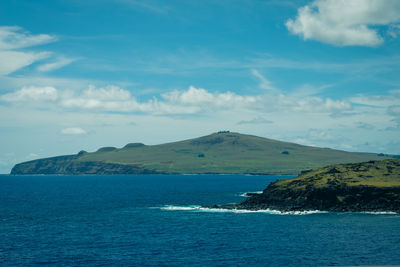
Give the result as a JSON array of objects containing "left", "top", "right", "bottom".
[{"left": 1, "top": 0, "right": 400, "bottom": 173}]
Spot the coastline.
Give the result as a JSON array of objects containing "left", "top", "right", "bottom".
[{"left": 207, "top": 159, "right": 400, "bottom": 214}]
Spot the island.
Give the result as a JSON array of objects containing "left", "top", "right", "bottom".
[
  {"left": 11, "top": 132, "right": 395, "bottom": 175},
  {"left": 214, "top": 159, "right": 400, "bottom": 213}
]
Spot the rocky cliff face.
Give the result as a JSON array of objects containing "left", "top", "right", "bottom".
[
  {"left": 235, "top": 183, "right": 400, "bottom": 213},
  {"left": 10, "top": 155, "right": 161, "bottom": 175},
  {"left": 220, "top": 159, "right": 400, "bottom": 213}
]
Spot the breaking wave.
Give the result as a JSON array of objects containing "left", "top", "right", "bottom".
[
  {"left": 239, "top": 191, "right": 263, "bottom": 197},
  {"left": 360, "top": 211, "right": 398, "bottom": 215},
  {"left": 158, "top": 205, "right": 327, "bottom": 215}
]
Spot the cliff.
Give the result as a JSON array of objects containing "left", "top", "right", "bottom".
[
  {"left": 11, "top": 155, "right": 162, "bottom": 175},
  {"left": 223, "top": 159, "right": 400, "bottom": 213}
]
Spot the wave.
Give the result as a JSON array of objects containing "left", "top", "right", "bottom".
[
  {"left": 158, "top": 205, "right": 327, "bottom": 215},
  {"left": 360, "top": 211, "right": 398, "bottom": 215},
  {"left": 239, "top": 191, "right": 263, "bottom": 197}
]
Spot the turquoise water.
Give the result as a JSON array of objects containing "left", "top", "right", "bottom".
[{"left": 1, "top": 174, "right": 400, "bottom": 266}]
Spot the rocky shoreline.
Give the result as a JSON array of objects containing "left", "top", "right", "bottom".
[
  {"left": 210, "top": 184, "right": 400, "bottom": 213},
  {"left": 209, "top": 159, "right": 400, "bottom": 213}
]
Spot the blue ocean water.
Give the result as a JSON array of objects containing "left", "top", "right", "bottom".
[{"left": 1, "top": 174, "right": 400, "bottom": 266}]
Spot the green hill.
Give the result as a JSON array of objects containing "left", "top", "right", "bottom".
[
  {"left": 11, "top": 132, "right": 395, "bottom": 175},
  {"left": 229, "top": 159, "right": 400, "bottom": 213}
]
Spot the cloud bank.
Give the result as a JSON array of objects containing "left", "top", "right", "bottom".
[
  {"left": 0, "top": 85, "right": 353, "bottom": 116},
  {"left": 1, "top": 86, "right": 58, "bottom": 102}
]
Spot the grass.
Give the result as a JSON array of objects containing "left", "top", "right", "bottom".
[
  {"left": 275, "top": 159, "right": 400, "bottom": 189},
  {"left": 75, "top": 132, "right": 394, "bottom": 174}
]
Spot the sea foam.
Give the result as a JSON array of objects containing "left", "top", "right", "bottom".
[
  {"left": 239, "top": 191, "right": 263, "bottom": 197},
  {"left": 158, "top": 205, "right": 327, "bottom": 215},
  {"left": 360, "top": 211, "right": 398, "bottom": 215}
]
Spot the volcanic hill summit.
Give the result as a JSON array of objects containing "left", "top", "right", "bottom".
[{"left": 11, "top": 132, "right": 393, "bottom": 175}]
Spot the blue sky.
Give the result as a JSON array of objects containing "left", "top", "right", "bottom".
[{"left": 1, "top": 0, "right": 400, "bottom": 173}]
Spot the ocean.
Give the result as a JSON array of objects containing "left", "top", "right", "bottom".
[{"left": 1, "top": 174, "right": 400, "bottom": 266}]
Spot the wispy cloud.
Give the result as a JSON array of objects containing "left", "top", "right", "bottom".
[
  {"left": 0, "top": 26, "right": 55, "bottom": 75},
  {"left": 37, "top": 57, "right": 78, "bottom": 72},
  {"left": 0, "top": 51, "right": 51, "bottom": 76},
  {"left": 0, "top": 26, "right": 77, "bottom": 77},
  {"left": 286, "top": 0, "right": 400, "bottom": 47},
  {"left": 251, "top": 69, "right": 275, "bottom": 91},
  {"left": 350, "top": 90, "right": 400, "bottom": 107},
  {"left": 0, "top": 26, "right": 56, "bottom": 50}
]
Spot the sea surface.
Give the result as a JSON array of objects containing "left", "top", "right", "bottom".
[{"left": 1, "top": 174, "right": 400, "bottom": 266}]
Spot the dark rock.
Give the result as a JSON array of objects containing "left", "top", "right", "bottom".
[
  {"left": 326, "top": 167, "right": 341, "bottom": 174},
  {"left": 77, "top": 150, "right": 87, "bottom": 156},
  {"left": 232, "top": 184, "right": 400, "bottom": 213}
]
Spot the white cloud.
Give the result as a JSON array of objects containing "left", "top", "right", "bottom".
[
  {"left": 0, "top": 84, "right": 353, "bottom": 116},
  {"left": 0, "top": 51, "right": 51, "bottom": 76},
  {"left": 1, "top": 86, "right": 58, "bottom": 102},
  {"left": 37, "top": 57, "right": 77, "bottom": 72},
  {"left": 0, "top": 26, "right": 75, "bottom": 76},
  {"left": 162, "top": 86, "right": 214, "bottom": 104},
  {"left": 60, "top": 85, "right": 141, "bottom": 112},
  {"left": 286, "top": 0, "right": 400, "bottom": 46},
  {"left": 294, "top": 96, "right": 351, "bottom": 113},
  {"left": 0, "top": 26, "right": 56, "bottom": 50},
  {"left": 82, "top": 85, "right": 131, "bottom": 101},
  {"left": 60, "top": 127, "right": 87, "bottom": 135},
  {"left": 162, "top": 86, "right": 257, "bottom": 109},
  {"left": 58, "top": 85, "right": 259, "bottom": 114}
]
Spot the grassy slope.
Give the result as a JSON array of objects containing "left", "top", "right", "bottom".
[
  {"left": 76, "top": 132, "right": 392, "bottom": 174},
  {"left": 274, "top": 159, "right": 400, "bottom": 189}
]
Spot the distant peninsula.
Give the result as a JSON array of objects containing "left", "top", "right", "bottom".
[
  {"left": 11, "top": 132, "right": 395, "bottom": 175},
  {"left": 215, "top": 159, "right": 400, "bottom": 213}
]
